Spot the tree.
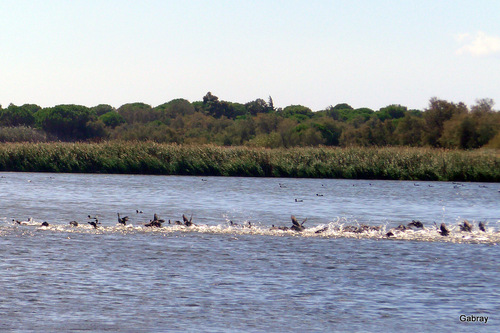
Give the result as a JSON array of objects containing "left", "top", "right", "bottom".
[
  {"left": 99, "top": 111, "right": 125, "bottom": 128},
  {"left": 0, "top": 103, "right": 39, "bottom": 127},
  {"left": 34, "top": 104, "right": 101, "bottom": 141},
  {"left": 394, "top": 113, "right": 425, "bottom": 146},
  {"left": 423, "top": 98, "right": 468, "bottom": 147},
  {"left": 91, "top": 104, "right": 115, "bottom": 117},
  {"left": 280, "top": 105, "right": 313, "bottom": 121},
  {"left": 117, "top": 103, "right": 158, "bottom": 123},
  {"left": 377, "top": 104, "right": 407, "bottom": 121},
  {"left": 471, "top": 98, "right": 495, "bottom": 115},
  {"left": 155, "top": 98, "right": 195, "bottom": 121},
  {"left": 245, "top": 98, "right": 273, "bottom": 116},
  {"left": 201, "top": 92, "right": 241, "bottom": 119},
  {"left": 311, "top": 118, "right": 343, "bottom": 146}
]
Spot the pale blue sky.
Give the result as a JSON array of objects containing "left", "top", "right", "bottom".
[{"left": 1, "top": 0, "right": 499, "bottom": 111}]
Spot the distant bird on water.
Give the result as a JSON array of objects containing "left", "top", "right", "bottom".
[
  {"left": 479, "top": 221, "right": 486, "bottom": 232},
  {"left": 291, "top": 215, "right": 307, "bottom": 232},
  {"left": 88, "top": 215, "right": 100, "bottom": 229},
  {"left": 117, "top": 213, "right": 129, "bottom": 226},
  {"left": 407, "top": 220, "right": 424, "bottom": 229},
  {"left": 459, "top": 220, "right": 472, "bottom": 232},
  {"left": 145, "top": 214, "right": 165, "bottom": 227},
  {"left": 439, "top": 223, "right": 450, "bottom": 236},
  {"left": 183, "top": 214, "right": 194, "bottom": 227}
]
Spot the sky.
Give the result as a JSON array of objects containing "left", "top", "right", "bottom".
[{"left": 1, "top": 0, "right": 500, "bottom": 111}]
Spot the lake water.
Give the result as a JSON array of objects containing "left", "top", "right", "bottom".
[{"left": 1, "top": 172, "right": 499, "bottom": 332}]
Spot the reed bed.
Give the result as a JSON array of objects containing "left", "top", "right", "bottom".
[{"left": 0, "top": 142, "right": 498, "bottom": 181}]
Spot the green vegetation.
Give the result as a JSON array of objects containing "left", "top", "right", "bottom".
[
  {"left": 0, "top": 94, "right": 499, "bottom": 150},
  {"left": 0, "top": 142, "right": 498, "bottom": 182},
  {"left": 0, "top": 93, "right": 498, "bottom": 180}
]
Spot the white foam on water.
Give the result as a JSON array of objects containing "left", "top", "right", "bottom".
[{"left": 3, "top": 218, "right": 499, "bottom": 245}]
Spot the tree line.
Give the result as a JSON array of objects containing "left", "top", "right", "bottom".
[{"left": 0, "top": 93, "right": 499, "bottom": 149}]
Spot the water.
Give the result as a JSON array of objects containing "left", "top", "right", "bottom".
[{"left": 1, "top": 172, "right": 499, "bottom": 331}]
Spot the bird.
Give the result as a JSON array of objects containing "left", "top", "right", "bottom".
[
  {"left": 69, "top": 221, "right": 79, "bottom": 227},
  {"left": 479, "top": 221, "right": 486, "bottom": 232},
  {"left": 270, "top": 224, "right": 289, "bottom": 231},
  {"left": 291, "top": 215, "right": 307, "bottom": 232},
  {"left": 396, "top": 224, "right": 408, "bottom": 231},
  {"left": 459, "top": 220, "right": 472, "bottom": 232},
  {"left": 439, "top": 223, "right": 450, "bottom": 236},
  {"left": 315, "top": 226, "right": 329, "bottom": 234},
  {"left": 117, "top": 213, "right": 129, "bottom": 226},
  {"left": 88, "top": 221, "right": 100, "bottom": 229},
  {"left": 183, "top": 214, "right": 194, "bottom": 227},
  {"left": 41, "top": 221, "right": 49, "bottom": 227},
  {"left": 88, "top": 215, "right": 100, "bottom": 229},
  {"left": 407, "top": 220, "right": 424, "bottom": 229},
  {"left": 145, "top": 214, "right": 165, "bottom": 227}
]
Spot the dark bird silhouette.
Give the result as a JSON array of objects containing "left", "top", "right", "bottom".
[
  {"left": 88, "top": 221, "right": 100, "bottom": 229},
  {"left": 117, "top": 213, "right": 129, "bottom": 226},
  {"left": 270, "top": 224, "right": 289, "bottom": 231},
  {"left": 459, "top": 220, "right": 472, "bottom": 232},
  {"left": 88, "top": 216, "right": 100, "bottom": 229},
  {"left": 41, "top": 221, "right": 49, "bottom": 227},
  {"left": 291, "top": 215, "right": 307, "bottom": 232},
  {"left": 183, "top": 214, "right": 194, "bottom": 227},
  {"left": 407, "top": 220, "right": 424, "bottom": 229},
  {"left": 479, "top": 221, "right": 486, "bottom": 232},
  {"left": 294, "top": 198, "right": 303, "bottom": 202},
  {"left": 440, "top": 223, "right": 450, "bottom": 236},
  {"left": 344, "top": 224, "right": 381, "bottom": 233},
  {"left": 69, "top": 221, "right": 78, "bottom": 227},
  {"left": 315, "top": 226, "right": 329, "bottom": 234},
  {"left": 145, "top": 214, "right": 165, "bottom": 227},
  {"left": 145, "top": 220, "right": 162, "bottom": 227},
  {"left": 396, "top": 224, "right": 408, "bottom": 231},
  {"left": 136, "top": 210, "right": 143, "bottom": 214}
]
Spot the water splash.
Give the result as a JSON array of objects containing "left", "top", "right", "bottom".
[{"left": 2, "top": 218, "right": 499, "bottom": 245}]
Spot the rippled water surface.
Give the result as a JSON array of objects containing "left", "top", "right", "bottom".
[{"left": 1, "top": 172, "right": 499, "bottom": 332}]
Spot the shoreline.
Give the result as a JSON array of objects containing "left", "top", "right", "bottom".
[{"left": 0, "top": 142, "right": 498, "bottom": 182}]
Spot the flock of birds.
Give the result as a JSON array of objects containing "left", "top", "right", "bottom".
[
  {"left": 36, "top": 212, "right": 196, "bottom": 229},
  {"left": 12, "top": 211, "right": 490, "bottom": 239},
  {"left": 384, "top": 219, "right": 487, "bottom": 238}
]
